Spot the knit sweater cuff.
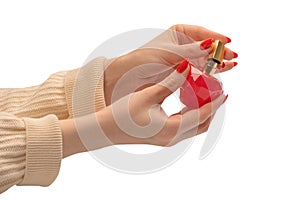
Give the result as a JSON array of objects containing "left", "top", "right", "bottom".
[
  {"left": 18, "top": 115, "right": 62, "bottom": 186},
  {"left": 64, "top": 57, "right": 106, "bottom": 118}
]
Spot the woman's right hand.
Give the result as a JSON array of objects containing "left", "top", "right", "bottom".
[{"left": 103, "top": 24, "right": 237, "bottom": 105}]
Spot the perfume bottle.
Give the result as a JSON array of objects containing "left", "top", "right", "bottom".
[{"left": 180, "top": 40, "right": 225, "bottom": 109}]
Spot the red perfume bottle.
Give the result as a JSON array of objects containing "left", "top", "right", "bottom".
[{"left": 180, "top": 40, "right": 225, "bottom": 109}]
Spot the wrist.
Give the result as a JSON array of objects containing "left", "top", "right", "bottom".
[
  {"left": 104, "top": 55, "right": 129, "bottom": 105},
  {"left": 96, "top": 108, "right": 150, "bottom": 146},
  {"left": 60, "top": 119, "right": 86, "bottom": 158}
]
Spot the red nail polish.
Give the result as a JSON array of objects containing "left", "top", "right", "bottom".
[
  {"left": 176, "top": 59, "right": 189, "bottom": 73},
  {"left": 200, "top": 38, "right": 214, "bottom": 50},
  {"left": 223, "top": 94, "right": 228, "bottom": 103},
  {"left": 233, "top": 52, "right": 238, "bottom": 58},
  {"left": 233, "top": 62, "right": 238, "bottom": 66},
  {"left": 225, "top": 37, "right": 231, "bottom": 43},
  {"left": 217, "top": 62, "right": 224, "bottom": 69},
  {"left": 221, "top": 62, "right": 226, "bottom": 68},
  {"left": 180, "top": 40, "right": 225, "bottom": 109}
]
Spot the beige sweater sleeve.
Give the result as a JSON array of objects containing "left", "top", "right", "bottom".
[
  {"left": 0, "top": 71, "right": 69, "bottom": 119},
  {"left": 0, "top": 57, "right": 106, "bottom": 194},
  {"left": 0, "top": 113, "right": 62, "bottom": 193},
  {"left": 0, "top": 56, "right": 106, "bottom": 119}
]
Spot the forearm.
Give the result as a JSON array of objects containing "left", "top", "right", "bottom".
[
  {"left": 60, "top": 112, "right": 113, "bottom": 158},
  {"left": 60, "top": 112, "right": 112, "bottom": 158},
  {"left": 60, "top": 118, "right": 86, "bottom": 158},
  {"left": 60, "top": 109, "right": 139, "bottom": 158}
]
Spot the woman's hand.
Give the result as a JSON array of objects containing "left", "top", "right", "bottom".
[
  {"left": 104, "top": 24, "right": 238, "bottom": 105},
  {"left": 61, "top": 60, "right": 226, "bottom": 157}
]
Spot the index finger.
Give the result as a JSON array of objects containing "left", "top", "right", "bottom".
[
  {"left": 170, "top": 24, "right": 231, "bottom": 44},
  {"left": 167, "top": 94, "right": 226, "bottom": 134}
]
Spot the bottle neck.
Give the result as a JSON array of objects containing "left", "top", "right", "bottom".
[{"left": 203, "top": 59, "right": 218, "bottom": 76}]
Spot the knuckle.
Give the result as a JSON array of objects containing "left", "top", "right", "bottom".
[
  {"left": 143, "top": 87, "right": 160, "bottom": 99},
  {"left": 199, "top": 110, "right": 210, "bottom": 123},
  {"left": 203, "top": 123, "right": 210, "bottom": 132},
  {"left": 169, "top": 24, "right": 180, "bottom": 30}
]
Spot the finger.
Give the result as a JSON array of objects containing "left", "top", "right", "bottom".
[
  {"left": 181, "top": 116, "right": 212, "bottom": 139},
  {"left": 145, "top": 59, "right": 190, "bottom": 104},
  {"left": 170, "top": 104, "right": 198, "bottom": 116},
  {"left": 168, "top": 106, "right": 192, "bottom": 124},
  {"left": 184, "top": 115, "right": 212, "bottom": 137},
  {"left": 168, "top": 115, "right": 213, "bottom": 146},
  {"left": 216, "top": 62, "right": 238, "bottom": 73},
  {"left": 161, "top": 38, "right": 214, "bottom": 64},
  {"left": 199, "top": 94, "right": 226, "bottom": 122},
  {"left": 180, "top": 107, "right": 190, "bottom": 114},
  {"left": 223, "top": 47, "right": 238, "bottom": 61},
  {"left": 181, "top": 94, "right": 226, "bottom": 133},
  {"left": 166, "top": 94, "right": 225, "bottom": 136},
  {"left": 175, "top": 38, "right": 214, "bottom": 59},
  {"left": 170, "top": 24, "right": 231, "bottom": 45}
]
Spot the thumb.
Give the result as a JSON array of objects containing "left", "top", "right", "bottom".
[{"left": 147, "top": 59, "right": 190, "bottom": 104}]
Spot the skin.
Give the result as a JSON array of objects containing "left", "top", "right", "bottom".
[
  {"left": 104, "top": 24, "right": 237, "bottom": 104},
  {"left": 60, "top": 24, "right": 237, "bottom": 158}
]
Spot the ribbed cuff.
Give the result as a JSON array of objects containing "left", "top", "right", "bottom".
[
  {"left": 18, "top": 115, "right": 62, "bottom": 186},
  {"left": 64, "top": 57, "right": 106, "bottom": 118}
]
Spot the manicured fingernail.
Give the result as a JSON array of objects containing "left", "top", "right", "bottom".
[
  {"left": 233, "top": 62, "right": 238, "bottom": 67},
  {"left": 233, "top": 52, "right": 238, "bottom": 58},
  {"left": 226, "top": 37, "right": 231, "bottom": 43},
  {"left": 221, "top": 62, "right": 226, "bottom": 68},
  {"left": 223, "top": 94, "right": 228, "bottom": 103},
  {"left": 200, "top": 38, "right": 214, "bottom": 50},
  {"left": 176, "top": 59, "right": 189, "bottom": 73}
]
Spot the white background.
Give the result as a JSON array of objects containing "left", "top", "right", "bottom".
[{"left": 1, "top": 0, "right": 299, "bottom": 199}]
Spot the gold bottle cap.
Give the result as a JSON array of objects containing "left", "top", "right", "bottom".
[
  {"left": 203, "top": 40, "right": 225, "bottom": 75},
  {"left": 210, "top": 40, "right": 225, "bottom": 64}
]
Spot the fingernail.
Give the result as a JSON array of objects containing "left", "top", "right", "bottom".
[
  {"left": 226, "top": 37, "right": 231, "bottom": 43},
  {"left": 233, "top": 62, "right": 238, "bottom": 67},
  {"left": 233, "top": 52, "right": 238, "bottom": 58},
  {"left": 200, "top": 38, "right": 214, "bottom": 50},
  {"left": 221, "top": 62, "right": 226, "bottom": 68},
  {"left": 176, "top": 59, "right": 189, "bottom": 73},
  {"left": 223, "top": 94, "right": 228, "bottom": 103},
  {"left": 217, "top": 62, "right": 225, "bottom": 69}
]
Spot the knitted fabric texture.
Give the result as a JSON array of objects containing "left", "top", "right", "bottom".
[{"left": 0, "top": 57, "right": 106, "bottom": 194}]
